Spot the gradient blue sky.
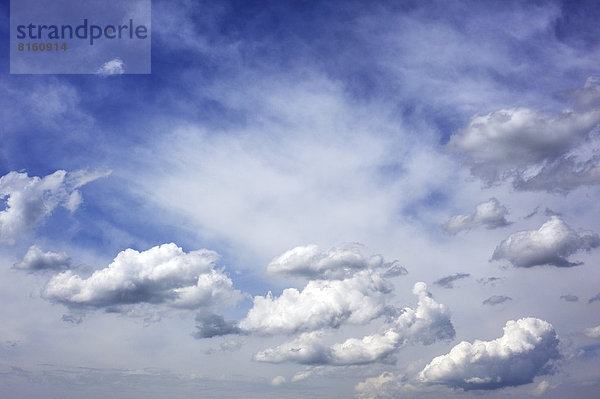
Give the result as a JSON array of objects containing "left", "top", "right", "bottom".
[{"left": 2, "top": 1, "right": 600, "bottom": 398}]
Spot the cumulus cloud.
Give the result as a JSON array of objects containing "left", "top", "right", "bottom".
[
  {"left": 193, "top": 313, "right": 241, "bottom": 338},
  {"left": 13, "top": 245, "right": 71, "bottom": 271},
  {"left": 254, "top": 282, "right": 454, "bottom": 365},
  {"left": 560, "top": 294, "right": 578, "bottom": 302},
  {"left": 447, "top": 103, "right": 600, "bottom": 191},
  {"left": 96, "top": 58, "right": 125, "bottom": 76},
  {"left": 0, "top": 170, "right": 109, "bottom": 244},
  {"left": 419, "top": 317, "right": 560, "bottom": 390},
  {"left": 434, "top": 273, "right": 470, "bottom": 289},
  {"left": 354, "top": 372, "right": 402, "bottom": 399},
  {"left": 442, "top": 198, "right": 510, "bottom": 234},
  {"left": 239, "top": 270, "right": 391, "bottom": 335},
  {"left": 491, "top": 216, "right": 600, "bottom": 267},
  {"left": 583, "top": 325, "right": 600, "bottom": 339},
  {"left": 482, "top": 295, "right": 512, "bottom": 306},
  {"left": 43, "top": 243, "right": 241, "bottom": 310},
  {"left": 266, "top": 244, "right": 400, "bottom": 280}
]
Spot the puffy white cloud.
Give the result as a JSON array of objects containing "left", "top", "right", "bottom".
[
  {"left": 96, "top": 58, "right": 125, "bottom": 76},
  {"left": 419, "top": 317, "right": 560, "bottom": 390},
  {"left": 442, "top": 198, "right": 510, "bottom": 234},
  {"left": 434, "top": 273, "right": 470, "bottom": 289},
  {"left": 448, "top": 106, "right": 600, "bottom": 185},
  {"left": 583, "top": 325, "right": 600, "bottom": 338},
  {"left": 43, "top": 243, "right": 241, "bottom": 310},
  {"left": 13, "top": 245, "right": 71, "bottom": 271},
  {"left": 254, "top": 282, "right": 454, "bottom": 365},
  {"left": 239, "top": 270, "right": 391, "bottom": 335},
  {"left": 266, "top": 244, "right": 404, "bottom": 280},
  {"left": 492, "top": 216, "right": 600, "bottom": 267},
  {"left": 482, "top": 295, "right": 512, "bottom": 306},
  {"left": 0, "top": 170, "right": 109, "bottom": 244},
  {"left": 447, "top": 100, "right": 600, "bottom": 192}
]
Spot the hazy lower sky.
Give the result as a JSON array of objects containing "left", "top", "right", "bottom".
[{"left": 2, "top": 1, "right": 600, "bottom": 398}]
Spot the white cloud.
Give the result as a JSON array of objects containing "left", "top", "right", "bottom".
[
  {"left": 442, "top": 198, "right": 510, "bottom": 234},
  {"left": 533, "top": 380, "right": 556, "bottom": 396},
  {"left": 419, "top": 317, "right": 560, "bottom": 390},
  {"left": 354, "top": 372, "right": 400, "bottom": 399},
  {"left": 492, "top": 216, "right": 600, "bottom": 267},
  {"left": 239, "top": 270, "right": 391, "bottom": 335},
  {"left": 583, "top": 325, "right": 600, "bottom": 338},
  {"left": 266, "top": 244, "right": 400, "bottom": 280},
  {"left": 448, "top": 105, "right": 600, "bottom": 190},
  {"left": 13, "top": 245, "right": 71, "bottom": 272},
  {"left": 0, "top": 170, "right": 109, "bottom": 244},
  {"left": 96, "top": 58, "right": 125, "bottom": 76},
  {"left": 43, "top": 243, "right": 241, "bottom": 310},
  {"left": 253, "top": 282, "right": 454, "bottom": 365},
  {"left": 270, "top": 376, "right": 286, "bottom": 386}
]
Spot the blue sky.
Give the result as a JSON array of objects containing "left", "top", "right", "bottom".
[{"left": 2, "top": 0, "right": 600, "bottom": 398}]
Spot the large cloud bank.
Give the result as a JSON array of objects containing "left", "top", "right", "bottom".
[
  {"left": 43, "top": 243, "right": 241, "bottom": 310},
  {"left": 418, "top": 317, "right": 560, "bottom": 390}
]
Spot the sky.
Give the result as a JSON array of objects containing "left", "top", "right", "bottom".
[{"left": 1, "top": 0, "right": 600, "bottom": 398}]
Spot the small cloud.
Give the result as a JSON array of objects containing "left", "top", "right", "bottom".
[
  {"left": 434, "top": 273, "right": 470, "bottom": 289},
  {"left": 61, "top": 314, "right": 83, "bottom": 324},
  {"left": 270, "top": 376, "right": 286, "bottom": 386},
  {"left": 589, "top": 293, "right": 600, "bottom": 304},
  {"left": 533, "top": 380, "right": 557, "bottom": 396},
  {"left": 560, "top": 294, "right": 579, "bottom": 302},
  {"left": 482, "top": 295, "right": 512, "bottom": 306},
  {"left": 193, "top": 313, "right": 241, "bottom": 339},
  {"left": 96, "top": 58, "right": 125, "bottom": 76},
  {"left": 476, "top": 277, "right": 501, "bottom": 286},
  {"left": 443, "top": 198, "right": 510, "bottom": 235},
  {"left": 584, "top": 325, "right": 600, "bottom": 338},
  {"left": 14, "top": 245, "right": 71, "bottom": 272}
]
